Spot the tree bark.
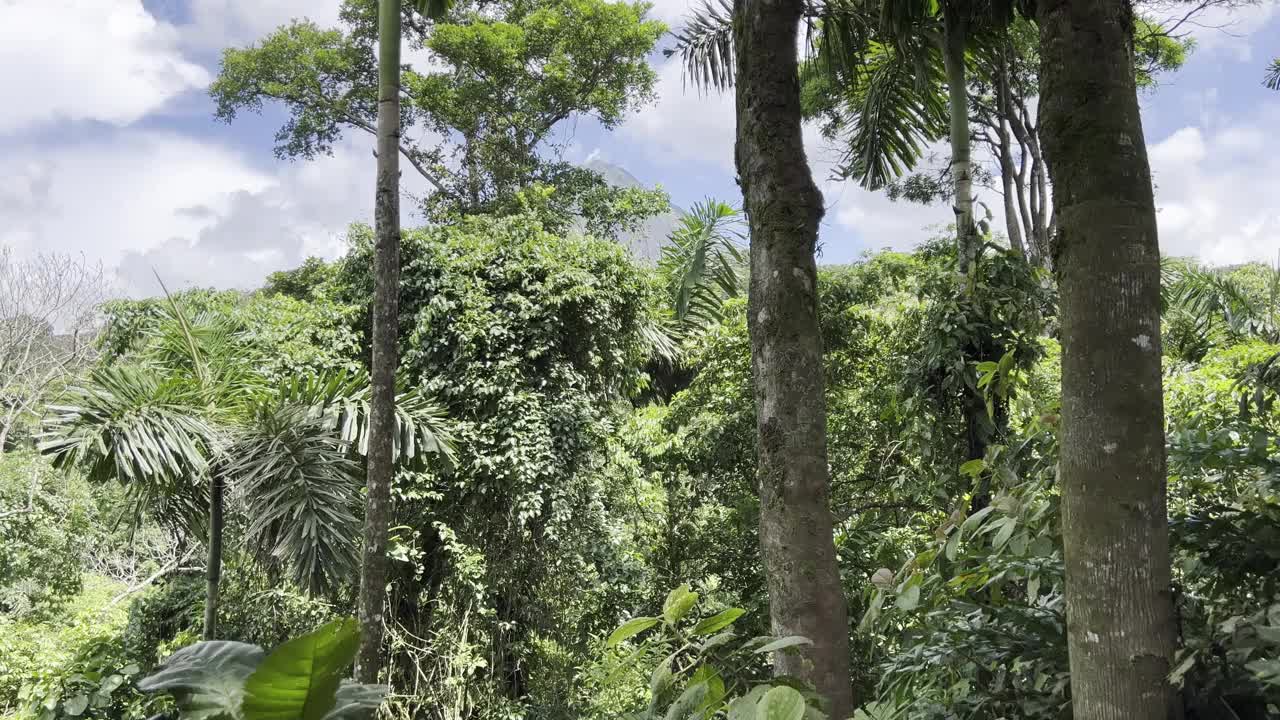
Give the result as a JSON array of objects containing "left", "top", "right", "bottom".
[
  {"left": 942, "top": 3, "right": 977, "bottom": 273},
  {"left": 733, "top": 1, "right": 854, "bottom": 716},
  {"left": 1037, "top": 1, "right": 1180, "bottom": 718},
  {"left": 356, "top": 0, "right": 402, "bottom": 685},
  {"left": 203, "top": 473, "right": 224, "bottom": 640}
]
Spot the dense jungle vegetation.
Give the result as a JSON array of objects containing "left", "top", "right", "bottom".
[{"left": 2, "top": 0, "right": 1279, "bottom": 719}]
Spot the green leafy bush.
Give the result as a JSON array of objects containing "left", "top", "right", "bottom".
[{"left": 137, "top": 618, "right": 384, "bottom": 720}]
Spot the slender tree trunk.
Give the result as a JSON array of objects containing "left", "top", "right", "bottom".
[
  {"left": 994, "top": 42, "right": 1025, "bottom": 258},
  {"left": 941, "top": 3, "right": 976, "bottom": 273},
  {"left": 1037, "top": 1, "right": 1180, "bottom": 718},
  {"left": 203, "top": 473, "right": 224, "bottom": 640},
  {"left": 356, "top": 0, "right": 402, "bottom": 685},
  {"left": 733, "top": 1, "right": 854, "bottom": 716}
]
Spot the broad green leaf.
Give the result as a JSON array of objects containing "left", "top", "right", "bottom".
[
  {"left": 895, "top": 582, "right": 921, "bottom": 611},
  {"left": 692, "top": 608, "right": 745, "bottom": 636},
  {"left": 944, "top": 530, "right": 961, "bottom": 561},
  {"left": 757, "top": 686, "right": 806, "bottom": 720},
  {"left": 63, "top": 695, "right": 88, "bottom": 717},
  {"left": 138, "top": 640, "right": 266, "bottom": 720},
  {"left": 753, "top": 636, "right": 812, "bottom": 654},
  {"left": 959, "top": 506, "right": 996, "bottom": 535},
  {"left": 241, "top": 619, "right": 360, "bottom": 720},
  {"left": 664, "top": 681, "right": 709, "bottom": 720},
  {"left": 959, "top": 459, "right": 985, "bottom": 478},
  {"left": 858, "top": 589, "right": 885, "bottom": 634},
  {"left": 727, "top": 686, "right": 769, "bottom": 720},
  {"left": 321, "top": 681, "right": 387, "bottom": 720},
  {"left": 1168, "top": 651, "right": 1198, "bottom": 686},
  {"left": 993, "top": 518, "right": 1017, "bottom": 549},
  {"left": 607, "top": 616, "right": 660, "bottom": 647},
  {"left": 663, "top": 584, "right": 700, "bottom": 625}
]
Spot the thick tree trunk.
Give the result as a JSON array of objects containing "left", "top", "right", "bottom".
[
  {"left": 203, "top": 473, "right": 224, "bottom": 640},
  {"left": 1037, "top": 1, "right": 1180, "bottom": 718},
  {"left": 942, "top": 4, "right": 976, "bottom": 273},
  {"left": 356, "top": 0, "right": 402, "bottom": 685},
  {"left": 732, "top": 1, "right": 854, "bottom": 716}
]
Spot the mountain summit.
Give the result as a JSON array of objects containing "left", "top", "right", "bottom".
[{"left": 583, "top": 157, "right": 685, "bottom": 262}]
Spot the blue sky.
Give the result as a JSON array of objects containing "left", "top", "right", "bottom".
[{"left": 0, "top": 0, "right": 1276, "bottom": 295}]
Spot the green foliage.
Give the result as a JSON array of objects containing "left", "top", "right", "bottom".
[
  {"left": 0, "top": 454, "right": 93, "bottom": 617},
  {"left": 138, "top": 619, "right": 385, "bottom": 720},
  {"left": 1, "top": 578, "right": 157, "bottom": 720},
  {"left": 656, "top": 200, "right": 746, "bottom": 339},
  {"left": 327, "top": 214, "right": 658, "bottom": 717},
  {"left": 598, "top": 587, "right": 827, "bottom": 720}
]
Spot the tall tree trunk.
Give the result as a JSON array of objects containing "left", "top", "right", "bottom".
[
  {"left": 941, "top": 3, "right": 976, "bottom": 273},
  {"left": 203, "top": 473, "right": 224, "bottom": 640},
  {"left": 356, "top": 0, "right": 402, "bottom": 685},
  {"left": 1037, "top": 1, "right": 1180, "bottom": 718},
  {"left": 733, "top": 1, "right": 854, "bottom": 716}
]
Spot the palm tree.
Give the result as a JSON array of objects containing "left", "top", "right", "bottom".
[
  {"left": 1036, "top": 0, "right": 1179, "bottom": 716},
  {"left": 1266, "top": 57, "right": 1279, "bottom": 90},
  {"left": 39, "top": 297, "right": 452, "bottom": 640},
  {"left": 357, "top": 0, "right": 454, "bottom": 683},
  {"left": 674, "top": 0, "right": 1023, "bottom": 271},
  {"left": 657, "top": 198, "right": 747, "bottom": 337},
  {"left": 732, "top": 0, "right": 855, "bottom": 714}
]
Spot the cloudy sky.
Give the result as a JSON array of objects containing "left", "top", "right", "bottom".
[{"left": 0, "top": 0, "right": 1277, "bottom": 296}]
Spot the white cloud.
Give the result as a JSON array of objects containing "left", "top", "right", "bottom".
[
  {"left": 0, "top": 0, "right": 208, "bottom": 135},
  {"left": 181, "top": 0, "right": 343, "bottom": 52},
  {"left": 0, "top": 130, "right": 424, "bottom": 296},
  {"left": 622, "top": 58, "right": 737, "bottom": 171},
  {"left": 1163, "top": 2, "right": 1278, "bottom": 61},
  {"left": 1149, "top": 105, "right": 1280, "bottom": 266}
]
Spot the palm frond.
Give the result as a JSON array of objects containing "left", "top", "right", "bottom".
[
  {"left": 230, "top": 407, "right": 363, "bottom": 595},
  {"left": 658, "top": 199, "right": 747, "bottom": 337},
  {"left": 38, "top": 365, "right": 215, "bottom": 532},
  {"left": 669, "top": 0, "right": 735, "bottom": 93},
  {"left": 272, "top": 369, "right": 456, "bottom": 469},
  {"left": 837, "top": 41, "right": 949, "bottom": 189},
  {"left": 1266, "top": 58, "right": 1280, "bottom": 91}
]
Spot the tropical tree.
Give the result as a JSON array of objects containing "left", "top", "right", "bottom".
[
  {"left": 358, "top": 0, "right": 405, "bottom": 686},
  {"left": 732, "top": 0, "right": 855, "bottom": 716},
  {"left": 38, "top": 297, "right": 452, "bottom": 641},
  {"left": 1266, "top": 57, "right": 1280, "bottom": 90},
  {"left": 209, "top": 0, "right": 668, "bottom": 238},
  {"left": 1036, "top": 0, "right": 1180, "bottom": 717}
]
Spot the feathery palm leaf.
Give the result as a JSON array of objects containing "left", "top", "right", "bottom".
[
  {"left": 229, "top": 406, "right": 363, "bottom": 595},
  {"left": 1169, "top": 265, "right": 1277, "bottom": 342},
  {"left": 837, "top": 40, "right": 949, "bottom": 188},
  {"left": 1266, "top": 58, "right": 1280, "bottom": 91},
  {"left": 669, "top": 0, "right": 735, "bottom": 92},
  {"left": 38, "top": 365, "right": 214, "bottom": 531},
  {"left": 413, "top": 0, "right": 452, "bottom": 20},
  {"left": 658, "top": 199, "right": 746, "bottom": 335},
  {"left": 272, "top": 369, "right": 456, "bottom": 468}
]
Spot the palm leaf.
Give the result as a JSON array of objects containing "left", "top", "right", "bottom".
[
  {"left": 37, "top": 365, "right": 215, "bottom": 533},
  {"left": 836, "top": 40, "right": 949, "bottom": 189},
  {"left": 1266, "top": 58, "right": 1280, "bottom": 91},
  {"left": 669, "top": 0, "right": 736, "bottom": 93},
  {"left": 658, "top": 199, "right": 747, "bottom": 337},
  {"left": 230, "top": 406, "right": 364, "bottom": 595},
  {"left": 413, "top": 0, "right": 453, "bottom": 20}
]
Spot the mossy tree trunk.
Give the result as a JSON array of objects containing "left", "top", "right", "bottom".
[
  {"left": 356, "top": 0, "right": 402, "bottom": 685},
  {"left": 732, "top": 1, "right": 855, "bottom": 716},
  {"left": 1037, "top": 1, "right": 1181, "bottom": 717}
]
